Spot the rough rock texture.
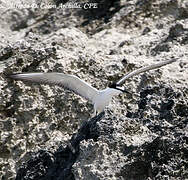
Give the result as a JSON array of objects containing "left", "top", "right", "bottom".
[
  {"left": 0, "top": 0, "right": 187, "bottom": 179},
  {"left": 15, "top": 112, "right": 105, "bottom": 180}
]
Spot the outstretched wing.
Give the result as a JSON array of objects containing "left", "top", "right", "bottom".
[
  {"left": 8, "top": 73, "right": 98, "bottom": 103},
  {"left": 117, "top": 59, "right": 177, "bottom": 85}
]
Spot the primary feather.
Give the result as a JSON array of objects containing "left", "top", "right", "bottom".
[
  {"left": 9, "top": 73, "right": 98, "bottom": 103},
  {"left": 117, "top": 59, "right": 176, "bottom": 85}
]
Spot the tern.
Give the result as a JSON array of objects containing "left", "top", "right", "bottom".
[{"left": 8, "top": 59, "right": 176, "bottom": 115}]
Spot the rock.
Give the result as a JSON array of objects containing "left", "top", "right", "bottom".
[
  {"left": 15, "top": 112, "right": 104, "bottom": 180},
  {"left": 0, "top": 0, "right": 187, "bottom": 179}
]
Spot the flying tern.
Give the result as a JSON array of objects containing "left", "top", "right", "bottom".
[{"left": 8, "top": 59, "right": 176, "bottom": 115}]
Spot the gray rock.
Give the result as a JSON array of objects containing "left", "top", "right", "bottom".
[{"left": 0, "top": 0, "right": 187, "bottom": 179}]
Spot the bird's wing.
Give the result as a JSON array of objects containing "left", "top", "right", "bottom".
[
  {"left": 117, "top": 59, "right": 177, "bottom": 85},
  {"left": 8, "top": 73, "right": 98, "bottom": 103}
]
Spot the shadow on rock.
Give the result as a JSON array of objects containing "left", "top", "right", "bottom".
[{"left": 15, "top": 112, "right": 105, "bottom": 180}]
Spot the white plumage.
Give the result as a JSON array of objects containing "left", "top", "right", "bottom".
[{"left": 8, "top": 59, "right": 176, "bottom": 115}]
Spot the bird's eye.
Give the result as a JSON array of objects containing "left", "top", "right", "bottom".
[{"left": 108, "top": 82, "right": 116, "bottom": 88}]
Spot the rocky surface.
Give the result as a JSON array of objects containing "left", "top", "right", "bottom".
[{"left": 0, "top": 0, "right": 187, "bottom": 179}]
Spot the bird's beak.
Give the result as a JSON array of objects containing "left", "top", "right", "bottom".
[
  {"left": 122, "top": 89, "right": 130, "bottom": 94},
  {"left": 116, "top": 86, "right": 130, "bottom": 94},
  {"left": 120, "top": 88, "right": 130, "bottom": 94}
]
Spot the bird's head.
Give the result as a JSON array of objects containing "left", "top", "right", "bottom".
[{"left": 108, "top": 82, "right": 129, "bottom": 94}]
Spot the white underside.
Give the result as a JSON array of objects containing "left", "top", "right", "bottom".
[{"left": 93, "top": 88, "right": 122, "bottom": 115}]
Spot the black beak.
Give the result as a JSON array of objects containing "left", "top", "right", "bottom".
[
  {"left": 108, "top": 82, "right": 131, "bottom": 94},
  {"left": 115, "top": 87, "right": 130, "bottom": 94},
  {"left": 122, "top": 89, "right": 130, "bottom": 94}
]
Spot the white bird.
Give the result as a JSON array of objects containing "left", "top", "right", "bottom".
[{"left": 8, "top": 59, "right": 176, "bottom": 115}]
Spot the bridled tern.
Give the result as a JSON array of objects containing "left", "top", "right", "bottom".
[{"left": 8, "top": 59, "right": 176, "bottom": 115}]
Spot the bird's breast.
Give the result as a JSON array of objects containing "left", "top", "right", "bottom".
[{"left": 94, "top": 89, "right": 118, "bottom": 113}]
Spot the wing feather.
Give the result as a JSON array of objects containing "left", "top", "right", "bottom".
[
  {"left": 8, "top": 73, "right": 98, "bottom": 103},
  {"left": 117, "top": 59, "right": 177, "bottom": 85}
]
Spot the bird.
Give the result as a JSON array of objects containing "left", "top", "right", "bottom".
[{"left": 8, "top": 59, "right": 176, "bottom": 116}]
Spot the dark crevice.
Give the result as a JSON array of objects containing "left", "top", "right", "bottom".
[{"left": 15, "top": 112, "right": 105, "bottom": 180}]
